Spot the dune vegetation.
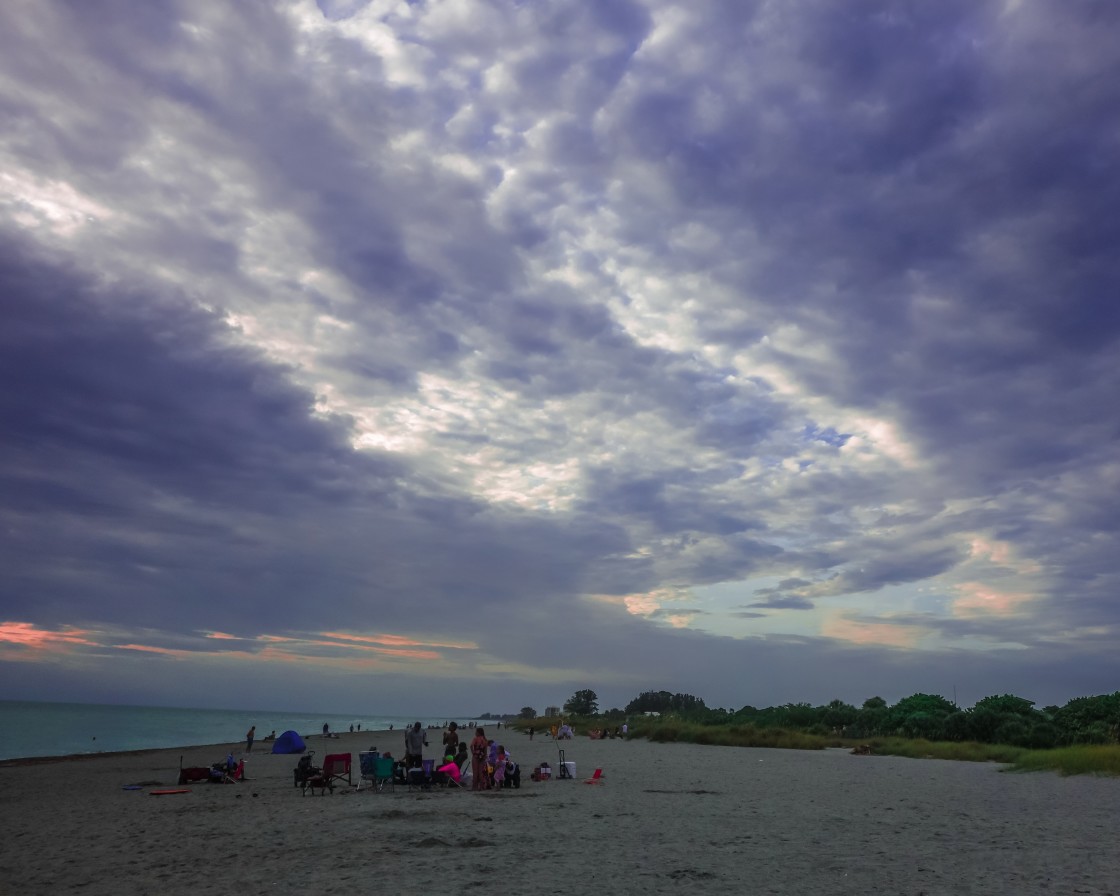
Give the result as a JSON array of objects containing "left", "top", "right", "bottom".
[{"left": 509, "top": 687, "right": 1120, "bottom": 777}]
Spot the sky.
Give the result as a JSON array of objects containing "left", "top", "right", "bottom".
[{"left": 1, "top": 0, "right": 1118, "bottom": 717}]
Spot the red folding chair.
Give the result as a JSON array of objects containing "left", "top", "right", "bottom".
[
  {"left": 302, "top": 753, "right": 351, "bottom": 795},
  {"left": 324, "top": 753, "right": 352, "bottom": 787}
]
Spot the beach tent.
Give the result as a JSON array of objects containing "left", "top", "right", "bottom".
[{"left": 271, "top": 730, "right": 306, "bottom": 754}]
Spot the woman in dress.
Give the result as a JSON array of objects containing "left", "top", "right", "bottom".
[{"left": 469, "top": 727, "right": 489, "bottom": 791}]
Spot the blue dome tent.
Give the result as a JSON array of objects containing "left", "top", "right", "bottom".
[{"left": 271, "top": 730, "right": 306, "bottom": 754}]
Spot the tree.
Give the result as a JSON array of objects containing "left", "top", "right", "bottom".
[
  {"left": 822, "top": 699, "right": 858, "bottom": 731},
  {"left": 973, "top": 694, "right": 1039, "bottom": 717},
  {"left": 518, "top": 706, "right": 536, "bottom": 720},
  {"left": 942, "top": 711, "right": 973, "bottom": 741},
  {"left": 625, "top": 690, "right": 707, "bottom": 716},
  {"left": 856, "top": 698, "right": 889, "bottom": 736},
  {"left": 563, "top": 689, "right": 599, "bottom": 716},
  {"left": 1052, "top": 693, "right": 1120, "bottom": 744},
  {"left": 889, "top": 694, "right": 956, "bottom": 739}
]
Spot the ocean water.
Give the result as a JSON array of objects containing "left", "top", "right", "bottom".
[{"left": 0, "top": 700, "right": 455, "bottom": 761}]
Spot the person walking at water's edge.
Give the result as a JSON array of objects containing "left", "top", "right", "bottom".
[{"left": 245, "top": 726, "right": 255, "bottom": 753}]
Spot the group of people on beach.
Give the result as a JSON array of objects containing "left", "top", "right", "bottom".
[
  {"left": 389, "top": 721, "right": 519, "bottom": 790},
  {"left": 465, "top": 724, "right": 519, "bottom": 790},
  {"left": 241, "top": 717, "right": 526, "bottom": 791}
]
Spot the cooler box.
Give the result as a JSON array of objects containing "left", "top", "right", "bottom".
[{"left": 561, "top": 761, "right": 576, "bottom": 778}]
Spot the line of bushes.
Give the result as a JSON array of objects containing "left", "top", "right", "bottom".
[{"left": 510, "top": 689, "right": 1120, "bottom": 776}]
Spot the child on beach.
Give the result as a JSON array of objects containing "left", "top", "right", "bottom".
[
  {"left": 493, "top": 746, "right": 511, "bottom": 789},
  {"left": 492, "top": 747, "right": 506, "bottom": 788}
]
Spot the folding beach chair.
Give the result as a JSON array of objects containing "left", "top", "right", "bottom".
[
  {"left": 584, "top": 768, "right": 604, "bottom": 784},
  {"left": 358, "top": 753, "right": 397, "bottom": 792},
  {"left": 374, "top": 756, "right": 396, "bottom": 792},
  {"left": 323, "top": 753, "right": 352, "bottom": 788},
  {"left": 358, "top": 752, "right": 377, "bottom": 790},
  {"left": 443, "top": 765, "right": 466, "bottom": 788}
]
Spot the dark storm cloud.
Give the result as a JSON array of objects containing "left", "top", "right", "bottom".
[
  {"left": 0, "top": 239, "right": 645, "bottom": 639},
  {"left": 0, "top": 243, "right": 381, "bottom": 503},
  {"left": 0, "top": 239, "right": 403, "bottom": 623}
]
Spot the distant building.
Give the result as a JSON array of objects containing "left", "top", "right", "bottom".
[{"left": 544, "top": 706, "right": 560, "bottom": 717}]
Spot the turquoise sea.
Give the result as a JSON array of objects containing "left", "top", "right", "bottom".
[{"left": 0, "top": 700, "right": 455, "bottom": 761}]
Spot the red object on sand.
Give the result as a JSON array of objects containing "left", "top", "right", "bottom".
[{"left": 149, "top": 789, "right": 190, "bottom": 796}]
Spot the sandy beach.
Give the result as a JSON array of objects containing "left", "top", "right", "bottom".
[{"left": 2, "top": 728, "right": 1117, "bottom": 895}]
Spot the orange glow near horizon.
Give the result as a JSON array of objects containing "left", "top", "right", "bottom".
[
  {"left": 115, "top": 643, "right": 192, "bottom": 656},
  {"left": 319, "top": 631, "right": 477, "bottom": 651},
  {"left": 0, "top": 621, "right": 456, "bottom": 672},
  {"left": 952, "top": 583, "right": 1034, "bottom": 617},
  {"left": 822, "top": 614, "right": 923, "bottom": 648},
  {"left": 290, "top": 635, "right": 444, "bottom": 661},
  {"left": 0, "top": 621, "right": 99, "bottom": 650}
]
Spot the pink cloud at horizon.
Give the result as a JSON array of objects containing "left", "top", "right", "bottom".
[
  {"left": 0, "top": 621, "right": 100, "bottom": 653},
  {"left": 821, "top": 614, "right": 924, "bottom": 649},
  {"left": 952, "top": 583, "right": 1034, "bottom": 617}
]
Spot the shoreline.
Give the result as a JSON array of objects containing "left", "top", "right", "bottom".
[
  {"left": 0, "top": 699, "right": 462, "bottom": 763},
  {"left": 0, "top": 727, "right": 390, "bottom": 768}
]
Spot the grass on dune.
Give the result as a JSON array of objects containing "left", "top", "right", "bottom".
[
  {"left": 858, "top": 737, "right": 1025, "bottom": 764},
  {"left": 1006, "top": 744, "right": 1120, "bottom": 776},
  {"left": 632, "top": 721, "right": 830, "bottom": 751},
  {"left": 854, "top": 739, "right": 1120, "bottom": 775},
  {"left": 511, "top": 718, "right": 1120, "bottom": 776}
]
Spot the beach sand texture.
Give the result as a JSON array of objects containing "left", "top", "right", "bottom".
[{"left": 2, "top": 729, "right": 1117, "bottom": 895}]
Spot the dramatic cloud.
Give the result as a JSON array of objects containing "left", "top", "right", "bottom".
[{"left": 1, "top": 0, "right": 1118, "bottom": 714}]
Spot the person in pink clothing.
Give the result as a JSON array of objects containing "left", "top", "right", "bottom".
[
  {"left": 437, "top": 755, "right": 461, "bottom": 784},
  {"left": 493, "top": 745, "right": 511, "bottom": 788}
]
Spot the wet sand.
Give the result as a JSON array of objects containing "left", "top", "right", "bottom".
[{"left": 1, "top": 729, "right": 1117, "bottom": 895}]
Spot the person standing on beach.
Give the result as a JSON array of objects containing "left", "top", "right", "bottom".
[
  {"left": 442, "top": 721, "right": 459, "bottom": 756},
  {"left": 245, "top": 726, "right": 255, "bottom": 753},
  {"left": 470, "top": 727, "right": 488, "bottom": 791},
  {"left": 404, "top": 721, "right": 427, "bottom": 768}
]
